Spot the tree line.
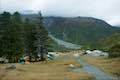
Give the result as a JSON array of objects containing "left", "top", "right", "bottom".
[{"left": 0, "top": 11, "right": 50, "bottom": 63}]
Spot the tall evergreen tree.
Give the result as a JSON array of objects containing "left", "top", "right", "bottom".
[
  {"left": 11, "top": 12, "right": 24, "bottom": 62},
  {"left": 24, "top": 18, "right": 36, "bottom": 61},
  {"left": 0, "top": 12, "right": 14, "bottom": 62},
  {"left": 34, "top": 12, "right": 49, "bottom": 61},
  {"left": 0, "top": 12, "right": 24, "bottom": 62}
]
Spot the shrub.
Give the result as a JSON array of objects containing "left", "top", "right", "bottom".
[{"left": 109, "top": 44, "right": 120, "bottom": 58}]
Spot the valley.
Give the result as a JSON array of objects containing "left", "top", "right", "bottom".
[{"left": 0, "top": 0, "right": 120, "bottom": 80}]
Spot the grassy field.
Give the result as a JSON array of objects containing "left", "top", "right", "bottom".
[
  {"left": 0, "top": 55, "right": 94, "bottom": 80},
  {"left": 81, "top": 55, "right": 120, "bottom": 77}
]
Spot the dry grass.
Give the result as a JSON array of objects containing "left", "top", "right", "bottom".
[
  {"left": 81, "top": 56, "right": 120, "bottom": 76},
  {"left": 0, "top": 56, "right": 94, "bottom": 80}
]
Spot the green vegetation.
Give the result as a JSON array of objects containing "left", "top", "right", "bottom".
[
  {"left": 108, "top": 44, "right": 120, "bottom": 58},
  {"left": 98, "top": 32, "right": 120, "bottom": 58},
  {"left": 0, "top": 12, "right": 50, "bottom": 62},
  {"left": 99, "top": 32, "right": 120, "bottom": 49}
]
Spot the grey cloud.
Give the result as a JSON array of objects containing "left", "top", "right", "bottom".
[{"left": 1, "top": 0, "right": 120, "bottom": 25}]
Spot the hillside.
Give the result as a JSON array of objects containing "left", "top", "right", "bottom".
[
  {"left": 97, "top": 32, "right": 120, "bottom": 57},
  {"left": 44, "top": 17, "right": 120, "bottom": 48},
  {"left": 98, "top": 32, "right": 120, "bottom": 49}
]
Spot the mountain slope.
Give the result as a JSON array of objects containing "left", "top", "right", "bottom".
[
  {"left": 44, "top": 17, "right": 120, "bottom": 48},
  {"left": 98, "top": 32, "right": 120, "bottom": 49},
  {"left": 97, "top": 32, "right": 120, "bottom": 57}
]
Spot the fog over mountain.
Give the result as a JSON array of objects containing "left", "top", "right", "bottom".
[{"left": 1, "top": 0, "right": 120, "bottom": 26}]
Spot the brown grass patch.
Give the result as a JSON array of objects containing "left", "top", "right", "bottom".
[{"left": 0, "top": 56, "right": 94, "bottom": 80}]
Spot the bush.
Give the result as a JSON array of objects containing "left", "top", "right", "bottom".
[{"left": 109, "top": 44, "right": 120, "bottom": 58}]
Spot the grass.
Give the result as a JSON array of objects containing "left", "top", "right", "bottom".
[
  {"left": 0, "top": 55, "right": 94, "bottom": 80},
  {"left": 81, "top": 55, "right": 120, "bottom": 77}
]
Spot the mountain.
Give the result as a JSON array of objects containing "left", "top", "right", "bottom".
[
  {"left": 43, "top": 16, "right": 120, "bottom": 48},
  {"left": 21, "top": 15, "right": 120, "bottom": 49}
]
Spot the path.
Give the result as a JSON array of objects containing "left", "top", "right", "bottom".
[{"left": 73, "top": 57, "right": 117, "bottom": 80}]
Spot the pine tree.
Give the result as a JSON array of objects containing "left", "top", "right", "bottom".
[
  {"left": 34, "top": 12, "right": 50, "bottom": 61},
  {"left": 24, "top": 18, "right": 36, "bottom": 61},
  {"left": 0, "top": 12, "right": 24, "bottom": 62},
  {"left": 0, "top": 12, "right": 14, "bottom": 62},
  {"left": 11, "top": 12, "right": 25, "bottom": 62}
]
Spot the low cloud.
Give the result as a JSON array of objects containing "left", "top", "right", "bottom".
[{"left": 1, "top": 0, "right": 120, "bottom": 25}]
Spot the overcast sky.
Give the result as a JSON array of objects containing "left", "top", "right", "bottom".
[{"left": 0, "top": 0, "right": 120, "bottom": 26}]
